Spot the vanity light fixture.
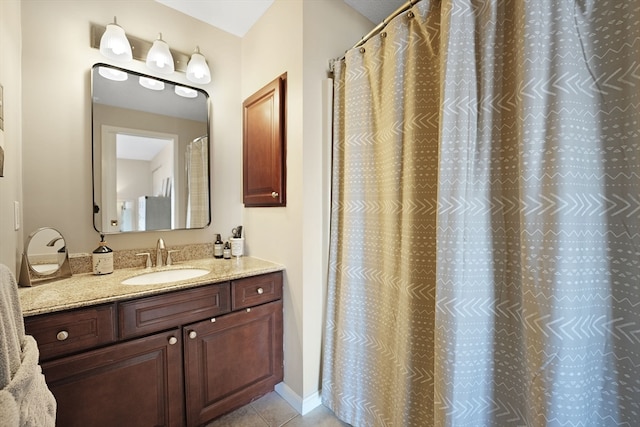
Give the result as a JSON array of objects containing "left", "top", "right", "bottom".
[
  {"left": 146, "top": 33, "right": 175, "bottom": 75},
  {"left": 91, "top": 24, "right": 211, "bottom": 85},
  {"left": 98, "top": 66, "right": 128, "bottom": 81},
  {"left": 99, "top": 17, "right": 132, "bottom": 62},
  {"left": 174, "top": 85, "right": 198, "bottom": 98},
  {"left": 186, "top": 46, "right": 211, "bottom": 84},
  {"left": 139, "top": 76, "right": 165, "bottom": 91}
]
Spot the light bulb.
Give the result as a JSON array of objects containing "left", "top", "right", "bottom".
[
  {"left": 146, "top": 33, "right": 175, "bottom": 74},
  {"left": 186, "top": 46, "right": 211, "bottom": 84},
  {"left": 99, "top": 17, "right": 132, "bottom": 62}
]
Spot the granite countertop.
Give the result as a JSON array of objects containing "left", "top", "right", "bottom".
[{"left": 19, "top": 256, "right": 284, "bottom": 317}]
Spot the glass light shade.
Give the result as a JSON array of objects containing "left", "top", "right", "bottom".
[
  {"left": 186, "top": 48, "right": 211, "bottom": 84},
  {"left": 98, "top": 66, "right": 128, "bottom": 81},
  {"left": 99, "top": 19, "right": 132, "bottom": 62},
  {"left": 146, "top": 34, "right": 174, "bottom": 74},
  {"left": 175, "top": 85, "right": 198, "bottom": 98},
  {"left": 139, "top": 76, "right": 165, "bottom": 91}
]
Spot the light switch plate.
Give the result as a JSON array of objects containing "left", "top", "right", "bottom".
[
  {"left": 0, "top": 84, "right": 4, "bottom": 131},
  {"left": 14, "top": 201, "right": 20, "bottom": 230}
]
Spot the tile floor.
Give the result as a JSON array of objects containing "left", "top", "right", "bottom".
[{"left": 205, "top": 391, "right": 351, "bottom": 427}]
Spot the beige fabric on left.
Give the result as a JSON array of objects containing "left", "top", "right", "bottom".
[{"left": 0, "top": 264, "right": 56, "bottom": 427}]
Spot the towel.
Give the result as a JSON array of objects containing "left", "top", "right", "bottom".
[
  {"left": 0, "top": 264, "right": 56, "bottom": 427},
  {"left": 0, "top": 264, "right": 25, "bottom": 388}
]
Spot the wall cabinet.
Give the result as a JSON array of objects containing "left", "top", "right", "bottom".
[
  {"left": 24, "top": 271, "right": 283, "bottom": 427},
  {"left": 242, "top": 74, "right": 287, "bottom": 207}
]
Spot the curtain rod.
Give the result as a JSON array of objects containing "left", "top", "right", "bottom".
[
  {"left": 352, "top": 0, "right": 419, "bottom": 50},
  {"left": 330, "top": 0, "right": 420, "bottom": 69}
]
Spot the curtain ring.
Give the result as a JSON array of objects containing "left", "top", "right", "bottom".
[
  {"left": 359, "top": 47, "right": 365, "bottom": 54},
  {"left": 380, "top": 31, "right": 387, "bottom": 39},
  {"left": 407, "top": 11, "right": 415, "bottom": 19}
]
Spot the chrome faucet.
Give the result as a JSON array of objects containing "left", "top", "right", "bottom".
[{"left": 156, "top": 238, "right": 166, "bottom": 267}]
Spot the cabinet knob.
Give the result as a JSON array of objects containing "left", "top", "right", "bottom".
[
  {"left": 56, "top": 330, "right": 69, "bottom": 341},
  {"left": 189, "top": 331, "right": 197, "bottom": 339},
  {"left": 257, "top": 287, "right": 264, "bottom": 295},
  {"left": 168, "top": 336, "right": 178, "bottom": 345},
  {"left": 271, "top": 191, "right": 279, "bottom": 198}
]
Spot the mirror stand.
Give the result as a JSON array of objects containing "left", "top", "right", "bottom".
[
  {"left": 19, "top": 252, "right": 72, "bottom": 287},
  {"left": 18, "top": 227, "right": 73, "bottom": 287}
]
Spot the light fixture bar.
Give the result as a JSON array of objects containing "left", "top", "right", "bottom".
[{"left": 90, "top": 23, "right": 190, "bottom": 73}]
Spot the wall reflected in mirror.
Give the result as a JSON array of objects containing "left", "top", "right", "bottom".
[{"left": 92, "top": 63, "right": 210, "bottom": 234}]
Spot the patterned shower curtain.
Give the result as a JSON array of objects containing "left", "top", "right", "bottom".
[
  {"left": 186, "top": 136, "right": 209, "bottom": 228},
  {"left": 322, "top": 1, "right": 640, "bottom": 426}
]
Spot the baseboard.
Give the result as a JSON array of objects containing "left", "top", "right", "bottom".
[{"left": 275, "top": 382, "right": 322, "bottom": 416}]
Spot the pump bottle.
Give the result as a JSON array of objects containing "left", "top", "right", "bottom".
[{"left": 92, "top": 234, "right": 114, "bottom": 275}]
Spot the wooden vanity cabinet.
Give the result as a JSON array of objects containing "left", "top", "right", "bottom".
[{"left": 25, "top": 271, "right": 284, "bottom": 427}]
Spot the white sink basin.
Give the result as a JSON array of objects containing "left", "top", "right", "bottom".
[{"left": 122, "top": 268, "right": 210, "bottom": 285}]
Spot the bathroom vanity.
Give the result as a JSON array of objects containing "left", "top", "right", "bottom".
[{"left": 19, "top": 257, "right": 284, "bottom": 427}]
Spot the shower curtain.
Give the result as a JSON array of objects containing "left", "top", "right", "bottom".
[
  {"left": 186, "top": 136, "right": 209, "bottom": 228},
  {"left": 322, "top": 1, "right": 640, "bottom": 426}
]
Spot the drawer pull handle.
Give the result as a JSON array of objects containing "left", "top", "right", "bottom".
[
  {"left": 246, "top": 308, "right": 251, "bottom": 313},
  {"left": 210, "top": 318, "right": 216, "bottom": 323},
  {"left": 168, "top": 336, "right": 178, "bottom": 345},
  {"left": 56, "top": 330, "right": 69, "bottom": 341},
  {"left": 271, "top": 191, "right": 279, "bottom": 198},
  {"left": 188, "top": 331, "right": 197, "bottom": 339},
  {"left": 257, "top": 287, "right": 264, "bottom": 295}
]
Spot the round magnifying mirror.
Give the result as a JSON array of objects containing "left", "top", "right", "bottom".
[{"left": 19, "top": 227, "right": 72, "bottom": 287}]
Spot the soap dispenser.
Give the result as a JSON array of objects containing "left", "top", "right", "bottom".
[{"left": 92, "top": 234, "right": 114, "bottom": 275}]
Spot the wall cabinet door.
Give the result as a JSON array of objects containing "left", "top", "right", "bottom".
[
  {"left": 41, "top": 329, "right": 184, "bottom": 427},
  {"left": 183, "top": 300, "right": 283, "bottom": 426},
  {"left": 242, "top": 74, "right": 287, "bottom": 207}
]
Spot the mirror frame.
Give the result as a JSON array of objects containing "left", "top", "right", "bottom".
[
  {"left": 91, "top": 63, "right": 211, "bottom": 234},
  {"left": 19, "top": 227, "right": 72, "bottom": 287}
]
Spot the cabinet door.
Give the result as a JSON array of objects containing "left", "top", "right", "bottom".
[
  {"left": 184, "top": 300, "right": 283, "bottom": 426},
  {"left": 42, "top": 329, "right": 184, "bottom": 427},
  {"left": 242, "top": 74, "right": 286, "bottom": 207}
]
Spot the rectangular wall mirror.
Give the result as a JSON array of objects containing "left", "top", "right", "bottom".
[{"left": 92, "top": 63, "right": 210, "bottom": 234}]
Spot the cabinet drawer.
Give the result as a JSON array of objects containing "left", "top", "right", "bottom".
[
  {"left": 231, "top": 271, "right": 282, "bottom": 310},
  {"left": 24, "top": 304, "right": 116, "bottom": 362},
  {"left": 119, "top": 283, "right": 230, "bottom": 339}
]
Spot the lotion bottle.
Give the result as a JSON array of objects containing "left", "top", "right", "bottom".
[
  {"left": 214, "top": 234, "right": 224, "bottom": 259},
  {"left": 92, "top": 234, "right": 114, "bottom": 275}
]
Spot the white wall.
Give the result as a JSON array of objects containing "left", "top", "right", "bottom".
[
  {"left": 241, "top": 0, "right": 306, "bottom": 405},
  {"left": 241, "top": 0, "right": 372, "bottom": 411},
  {"left": 20, "top": 0, "right": 243, "bottom": 259},
  {"left": 0, "top": 0, "right": 23, "bottom": 273}
]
